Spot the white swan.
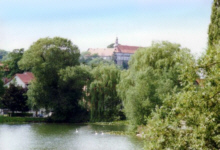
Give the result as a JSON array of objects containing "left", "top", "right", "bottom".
[{"left": 76, "top": 129, "right": 78, "bottom": 133}]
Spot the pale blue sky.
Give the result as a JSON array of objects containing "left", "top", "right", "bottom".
[{"left": 0, "top": 0, "right": 212, "bottom": 55}]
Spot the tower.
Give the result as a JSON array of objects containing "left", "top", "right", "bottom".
[{"left": 114, "top": 37, "right": 118, "bottom": 48}]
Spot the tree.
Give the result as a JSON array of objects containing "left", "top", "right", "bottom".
[
  {"left": 79, "top": 51, "right": 99, "bottom": 64},
  {"left": 88, "top": 57, "right": 114, "bottom": 67},
  {"left": 107, "top": 43, "right": 114, "bottom": 48},
  {"left": 53, "top": 65, "right": 92, "bottom": 122},
  {"left": 143, "top": 44, "right": 220, "bottom": 150},
  {"left": 3, "top": 49, "right": 25, "bottom": 78},
  {"left": 0, "top": 49, "right": 8, "bottom": 61},
  {"left": 89, "top": 64, "right": 122, "bottom": 122},
  {"left": 0, "top": 79, "right": 4, "bottom": 97},
  {"left": 1, "top": 84, "right": 29, "bottom": 113},
  {"left": 28, "top": 65, "right": 91, "bottom": 122},
  {"left": 142, "top": 2, "right": 220, "bottom": 148},
  {"left": 117, "top": 41, "right": 196, "bottom": 128},
  {"left": 79, "top": 51, "right": 114, "bottom": 67},
  {"left": 208, "top": 0, "right": 220, "bottom": 47},
  {"left": 18, "top": 37, "right": 84, "bottom": 122},
  {"left": 122, "top": 60, "right": 129, "bottom": 69},
  {"left": 0, "top": 73, "right": 5, "bottom": 105}
]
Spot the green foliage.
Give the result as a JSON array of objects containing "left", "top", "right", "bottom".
[
  {"left": 0, "top": 49, "right": 8, "bottom": 60},
  {"left": 107, "top": 43, "right": 114, "bottom": 48},
  {"left": 53, "top": 65, "right": 92, "bottom": 122},
  {"left": 208, "top": 0, "right": 220, "bottom": 47},
  {"left": 79, "top": 51, "right": 99, "bottom": 64},
  {"left": 89, "top": 64, "right": 123, "bottom": 122},
  {"left": 19, "top": 37, "right": 94, "bottom": 122},
  {"left": 88, "top": 58, "right": 114, "bottom": 67},
  {"left": 19, "top": 37, "right": 80, "bottom": 77},
  {"left": 117, "top": 41, "right": 196, "bottom": 128},
  {"left": 141, "top": 2, "right": 220, "bottom": 148},
  {"left": 10, "top": 113, "right": 33, "bottom": 117},
  {"left": 0, "top": 116, "right": 45, "bottom": 123},
  {"left": 0, "top": 73, "right": 4, "bottom": 97},
  {"left": 0, "top": 71, "right": 4, "bottom": 108},
  {"left": 122, "top": 60, "right": 129, "bottom": 69},
  {"left": 26, "top": 80, "right": 48, "bottom": 111},
  {"left": 141, "top": 46, "right": 220, "bottom": 149},
  {"left": 80, "top": 51, "right": 114, "bottom": 67},
  {"left": 3, "top": 49, "right": 25, "bottom": 77},
  {"left": 0, "top": 84, "right": 29, "bottom": 112}
]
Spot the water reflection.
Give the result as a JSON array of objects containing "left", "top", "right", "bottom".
[
  {"left": 0, "top": 124, "right": 34, "bottom": 150},
  {"left": 0, "top": 124, "right": 143, "bottom": 150}
]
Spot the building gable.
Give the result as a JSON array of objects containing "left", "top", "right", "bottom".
[{"left": 4, "top": 72, "right": 34, "bottom": 88}]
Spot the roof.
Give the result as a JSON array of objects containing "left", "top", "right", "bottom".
[
  {"left": 115, "top": 45, "right": 140, "bottom": 54},
  {"left": 88, "top": 48, "right": 114, "bottom": 57},
  {"left": 16, "top": 72, "right": 34, "bottom": 84},
  {"left": 195, "top": 79, "right": 204, "bottom": 87}
]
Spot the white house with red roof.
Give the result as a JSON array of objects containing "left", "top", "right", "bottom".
[
  {"left": 5, "top": 72, "right": 34, "bottom": 88},
  {"left": 2, "top": 72, "right": 52, "bottom": 117}
]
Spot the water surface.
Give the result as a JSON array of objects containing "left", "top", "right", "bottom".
[{"left": 0, "top": 123, "right": 143, "bottom": 150}]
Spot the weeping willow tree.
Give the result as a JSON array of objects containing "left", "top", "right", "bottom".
[
  {"left": 89, "top": 64, "right": 122, "bottom": 122},
  {"left": 117, "top": 41, "right": 196, "bottom": 129}
]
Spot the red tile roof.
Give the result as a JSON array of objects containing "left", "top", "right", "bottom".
[
  {"left": 16, "top": 72, "right": 34, "bottom": 84},
  {"left": 115, "top": 45, "right": 140, "bottom": 54}
]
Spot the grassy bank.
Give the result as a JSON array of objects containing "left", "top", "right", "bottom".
[
  {"left": 0, "top": 116, "right": 46, "bottom": 123},
  {"left": 88, "top": 120, "right": 133, "bottom": 136},
  {"left": 0, "top": 117, "right": 128, "bottom": 125},
  {"left": 89, "top": 120, "right": 129, "bottom": 126}
]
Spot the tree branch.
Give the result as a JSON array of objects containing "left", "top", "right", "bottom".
[
  {"left": 209, "top": 91, "right": 220, "bottom": 100},
  {"left": 197, "top": 62, "right": 220, "bottom": 69}
]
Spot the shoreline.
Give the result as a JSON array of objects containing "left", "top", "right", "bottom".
[{"left": 0, "top": 116, "right": 46, "bottom": 123}]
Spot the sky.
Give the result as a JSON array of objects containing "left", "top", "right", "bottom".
[{"left": 0, "top": 0, "right": 213, "bottom": 56}]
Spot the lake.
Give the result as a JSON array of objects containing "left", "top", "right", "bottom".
[{"left": 0, "top": 123, "right": 143, "bottom": 150}]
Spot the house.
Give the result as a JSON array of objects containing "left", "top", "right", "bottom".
[
  {"left": 2, "top": 72, "right": 52, "bottom": 117},
  {"left": 113, "top": 37, "right": 140, "bottom": 66},
  {"left": 87, "top": 37, "right": 140, "bottom": 67},
  {"left": 87, "top": 48, "right": 115, "bottom": 60},
  {"left": 5, "top": 72, "right": 34, "bottom": 88}
]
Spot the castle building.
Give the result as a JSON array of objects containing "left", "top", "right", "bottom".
[
  {"left": 113, "top": 37, "right": 140, "bottom": 66},
  {"left": 87, "top": 48, "right": 114, "bottom": 60},
  {"left": 87, "top": 37, "right": 140, "bottom": 67}
]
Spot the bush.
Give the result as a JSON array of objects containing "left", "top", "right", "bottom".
[
  {"left": 10, "top": 113, "right": 33, "bottom": 117},
  {"left": 0, "top": 116, "right": 46, "bottom": 123}
]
